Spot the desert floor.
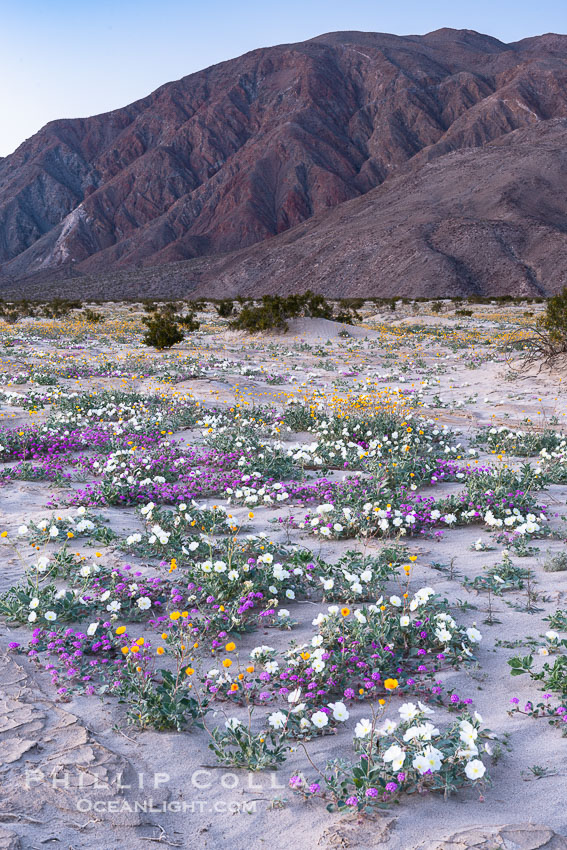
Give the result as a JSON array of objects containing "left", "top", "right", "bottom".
[{"left": 0, "top": 301, "right": 565, "bottom": 850}]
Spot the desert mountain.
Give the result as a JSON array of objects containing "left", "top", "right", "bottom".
[{"left": 2, "top": 28, "right": 567, "bottom": 296}]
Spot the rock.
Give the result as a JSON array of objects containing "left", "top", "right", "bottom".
[{"left": 417, "top": 824, "right": 567, "bottom": 850}]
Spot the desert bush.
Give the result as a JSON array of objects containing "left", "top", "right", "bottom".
[
  {"left": 0, "top": 298, "right": 37, "bottom": 323},
  {"left": 230, "top": 291, "right": 358, "bottom": 332},
  {"left": 230, "top": 295, "right": 297, "bottom": 332},
  {"left": 306, "top": 294, "right": 334, "bottom": 319},
  {"left": 178, "top": 311, "right": 200, "bottom": 331},
  {"left": 338, "top": 298, "right": 365, "bottom": 311},
  {"left": 215, "top": 299, "right": 234, "bottom": 318},
  {"left": 142, "top": 312, "right": 185, "bottom": 349},
  {"left": 518, "top": 288, "right": 567, "bottom": 368},
  {"left": 41, "top": 298, "right": 82, "bottom": 318},
  {"left": 0, "top": 308, "right": 20, "bottom": 324},
  {"left": 542, "top": 288, "right": 567, "bottom": 351},
  {"left": 81, "top": 308, "right": 105, "bottom": 323}
]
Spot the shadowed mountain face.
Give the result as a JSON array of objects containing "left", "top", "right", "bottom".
[{"left": 2, "top": 28, "right": 567, "bottom": 296}]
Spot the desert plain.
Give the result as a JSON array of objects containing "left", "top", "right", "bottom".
[{"left": 0, "top": 300, "right": 566, "bottom": 850}]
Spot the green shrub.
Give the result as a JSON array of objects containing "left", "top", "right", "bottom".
[
  {"left": 230, "top": 291, "right": 359, "bottom": 333},
  {"left": 335, "top": 311, "right": 356, "bottom": 325},
  {"left": 520, "top": 288, "right": 567, "bottom": 367},
  {"left": 303, "top": 292, "right": 334, "bottom": 319},
  {"left": 41, "top": 298, "right": 82, "bottom": 318},
  {"left": 0, "top": 298, "right": 37, "bottom": 323},
  {"left": 231, "top": 295, "right": 296, "bottom": 332},
  {"left": 142, "top": 313, "right": 185, "bottom": 349},
  {"left": 338, "top": 298, "right": 365, "bottom": 311},
  {"left": 178, "top": 312, "right": 200, "bottom": 331},
  {"left": 215, "top": 299, "right": 235, "bottom": 318},
  {"left": 542, "top": 288, "right": 567, "bottom": 352},
  {"left": 81, "top": 308, "right": 105, "bottom": 323}
]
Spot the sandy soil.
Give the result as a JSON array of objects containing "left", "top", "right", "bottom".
[{"left": 0, "top": 306, "right": 566, "bottom": 850}]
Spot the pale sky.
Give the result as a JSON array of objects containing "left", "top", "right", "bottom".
[{"left": 1, "top": 0, "right": 566, "bottom": 157}]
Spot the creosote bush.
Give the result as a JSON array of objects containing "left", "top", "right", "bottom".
[
  {"left": 520, "top": 287, "right": 567, "bottom": 368},
  {"left": 542, "top": 288, "right": 567, "bottom": 352},
  {"left": 141, "top": 300, "right": 200, "bottom": 348},
  {"left": 41, "top": 298, "right": 83, "bottom": 318},
  {"left": 178, "top": 312, "right": 200, "bottom": 331},
  {"left": 230, "top": 291, "right": 358, "bottom": 332},
  {"left": 215, "top": 299, "right": 235, "bottom": 318},
  {"left": 142, "top": 312, "right": 185, "bottom": 350},
  {"left": 81, "top": 308, "right": 105, "bottom": 324}
]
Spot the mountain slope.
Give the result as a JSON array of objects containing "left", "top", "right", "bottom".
[
  {"left": 6, "top": 117, "right": 565, "bottom": 301},
  {"left": 2, "top": 28, "right": 567, "bottom": 294},
  {"left": 188, "top": 118, "right": 567, "bottom": 299},
  {"left": 0, "top": 30, "right": 567, "bottom": 278}
]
